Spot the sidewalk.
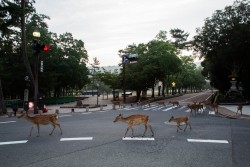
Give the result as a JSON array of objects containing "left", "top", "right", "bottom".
[{"left": 218, "top": 105, "right": 250, "bottom": 120}]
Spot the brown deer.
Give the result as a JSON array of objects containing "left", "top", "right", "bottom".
[
  {"left": 113, "top": 114, "right": 154, "bottom": 138},
  {"left": 169, "top": 101, "right": 180, "bottom": 107},
  {"left": 187, "top": 103, "right": 198, "bottom": 115},
  {"left": 18, "top": 112, "right": 62, "bottom": 137},
  {"left": 209, "top": 103, "right": 218, "bottom": 113},
  {"left": 169, "top": 115, "right": 192, "bottom": 132},
  {"left": 157, "top": 101, "right": 165, "bottom": 106},
  {"left": 112, "top": 101, "right": 121, "bottom": 108},
  {"left": 236, "top": 103, "right": 243, "bottom": 115}
]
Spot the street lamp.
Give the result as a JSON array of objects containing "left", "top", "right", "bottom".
[
  {"left": 33, "top": 30, "right": 41, "bottom": 114},
  {"left": 96, "top": 83, "right": 99, "bottom": 106},
  {"left": 172, "top": 81, "right": 176, "bottom": 95}
]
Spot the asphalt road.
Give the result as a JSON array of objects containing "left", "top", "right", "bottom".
[{"left": 0, "top": 92, "right": 250, "bottom": 167}]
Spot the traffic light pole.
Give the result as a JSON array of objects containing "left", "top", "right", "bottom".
[
  {"left": 33, "top": 52, "right": 39, "bottom": 114},
  {"left": 123, "top": 61, "right": 126, "bottom": 104}
]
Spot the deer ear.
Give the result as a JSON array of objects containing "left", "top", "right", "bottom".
[{"left": 119, "top": 114, "right": 122, "bottom": 116}]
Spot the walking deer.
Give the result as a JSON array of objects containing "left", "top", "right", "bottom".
[
  {"left": 169, "top": 115, "right": 192, "bottom": 132},
  {"left": 169, "top": 101, "right": 180, "bottom": 107},
  {"left": 18, "top": 112, "right": 62, "bottom": 137},
  {"left": 236, "top": 103, "right": 243, "bottom": 115},
  {"left": 187, "top": 103, "right": 198, "bottom": 115},
  {"left": 113, "top": 114, "right": 154, "bottom": 138}
]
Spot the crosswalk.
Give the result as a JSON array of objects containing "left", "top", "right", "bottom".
[{"left": 117, "top": 103, "right": 215, "bottom": 115}]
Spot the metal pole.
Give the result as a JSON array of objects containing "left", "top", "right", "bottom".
[
  {"left": 123, "top": 62, "right": 126, "bottom": 104},
  {"left": 34, "top": 51, "right": 39, "bottom": 114}
]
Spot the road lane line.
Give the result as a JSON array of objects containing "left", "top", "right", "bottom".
[
  {"left": 59, "top": 115, "right": 72, "bottom": 117},
  {"left": 60, "top": 137, "right": 93, "bottom": 141},
  {"left": 122, "top": 137, "right": 155, "bottom": 141},
  {"left": 0, "top": 121, "right": 16, "bottom": 124},
  {"left": 187, "top": 139, "right": 229, "bottom": 144},
  {"left": 0, "top": 140, "right": 28, "bottom": 146}
]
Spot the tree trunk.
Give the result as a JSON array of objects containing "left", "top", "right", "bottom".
[{"left": 0, "top": 79, "right": 7, "bottom": 114}]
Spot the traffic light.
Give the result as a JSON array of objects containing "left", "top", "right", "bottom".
[{"left": 32, "top": 40, "right": 50, "bottom": 54}]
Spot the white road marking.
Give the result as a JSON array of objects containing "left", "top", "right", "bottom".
[
  {"left": 209, "top": 111, "right": 215, "bottom": 115},
  {"left": 0, "top": 140, "right": 28, "bottom": 146},
  {"left": 82, "top": 112, "right": 92, "bottom": 115},
  {"left": 60, "top": 137, "right": 93, "bottom": 141},
  {"left": 0, "top": 121, "right": 16, "bottom": 124},
  {"left": 59, "top": 115, "right": 72, "bottom": 117},
  {"left": 187, "top": 139, "right": 229, "bottom": 144},
  {"left": 162, "top": 106, "right": 175, "bottom": 111},
  {"left": 164, "top": 121, "right": 185, "bottom": 125},
  {"left": 123, "top": 137, "right": 155, "bottom": 141},
  {"left": 144, "top": 106, "right": 159, "bottom": 110}
]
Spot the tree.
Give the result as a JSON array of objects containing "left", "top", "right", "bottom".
[{"left": 193, "top": 0, "right": 250, "bottom": 98}]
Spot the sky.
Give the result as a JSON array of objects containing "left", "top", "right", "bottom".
[{"left": 34, "top": 0, "right": 236, "bottom": 66}]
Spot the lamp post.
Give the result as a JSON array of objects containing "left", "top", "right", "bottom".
[
  {"left": 96, "top": 83, "right": 99, "bottom": 106},
  {"left": 172, "top": 81, "right": 176, "bottom": 95},
  {"left": 33, "top": 30, "right": 41, "bottom": 114}
]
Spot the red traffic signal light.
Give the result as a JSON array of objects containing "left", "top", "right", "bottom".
[{"left": 43, "top": 45, "right": 50, "bottom": 51}]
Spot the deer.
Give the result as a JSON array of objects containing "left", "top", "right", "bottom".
[
  {"left": 112, "top": 101, "right": 121, "bottom": 108},
  {"left": 236, "top": 103, "right": 243, "bottom": 115},
  {"left": 157, "top": 101, "right": 165, "bottom": 106},
  {"left": 209, "top": 103, "right": 219, "bottom": 113},
  {"left": 169, "top": 115, "right": 192, "bottom": 132},
  {"left": 169, "top": 101, "right": 180, "bottom": 107},
  {"left": 113, "top": 114, "right": 154, "bottom": 138},
  {"left": 187, "top": 103, "right": 198, "bottom": 115},
  {"left": 18, "top": 112, "right": 62, "bottom": 137}
]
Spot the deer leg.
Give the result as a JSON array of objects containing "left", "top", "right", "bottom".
[
  {"left": 131, "top": 127, "right": 134, "bottom": 138},
  {"left": 56, "top": 123, "right": 63, "bottom": 135},
  {"left": 50, "top": 124, "right": 56, "bottom": 136},
  {"left": 184, "top": 123, "right": 188, "bottom": 131},
  {"left": 124, "top": 127, "right": 130, "bottom": 138},
  {"left": 36, "top": 124, "right": 40, "bottom": 137},
  {"left": 29, "top": 125, "right": 34, "bottom": 137},
  {"left": 149, "top": 125, "right": 154, "bottom": 137},
  {"left": 142, "top": 124, "right": 148, "bottom": 137},
  {"left": 188, "top": 122, "right": 192, "bottom": 130}
]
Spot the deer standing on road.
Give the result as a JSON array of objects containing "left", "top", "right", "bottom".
[
  {"left": 169, "top": 115, "right": 192, "bottom": 132},
  {"left": 169, "top": 101, "right": 180, "bottom": 107},
  {"left": 236, "top": 103, "right": 243, "bottom": 115},
  {"left": 187, "top": 103, "right": 198, "bottom": 115},
  {"left": 113, "top": 114, "right": 154, "bottom": 138},
  {"left": 18, "top": 112, "right": 62, "bottom": 137}
]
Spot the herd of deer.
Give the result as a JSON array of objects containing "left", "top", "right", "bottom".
[{"left": 17, "top": 99, "right": 243, "bottom": 137}]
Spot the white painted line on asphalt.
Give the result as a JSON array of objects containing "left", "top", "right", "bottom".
[
  {"left": 122, "top": 137, "right": 155, "bottom": 141},
  {"left": 162, "top": 106, "right": 174, "bottom": 111},
  {"left": 0, "top": 121, "right": 16, "bottom": 124},
  {"left": 187, "top": 139, "right": 229, "bottom": 144},
  {"left": 99, "top": 111, "right": 106, "bottom": 112},
  {"left": 178, "top": 106, "right": 186, "bottom": 110},
  {"left": 59, "top": 115, "right": 72, "bottom": 117},
  {"left": 164, "top": 121, "right": 185, "bottom": 125},
  {"left": 82, "top": 112, "right": 92, "bottom": 115},
  {"left": 144, "top": 106, "right": 159, "bottom": 110},
  {"left": 60, "top": 137, "right": 93, "bottom": 141},
  {"left": 209, "top": 111, "right": 215, "bottom": 115},
  {"left": 0, "top": 140, "right": 28, "bottom": 146}
]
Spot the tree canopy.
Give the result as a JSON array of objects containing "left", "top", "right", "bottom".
[{"left": 193, "top": 0, "right": 250, "bottom": 98}]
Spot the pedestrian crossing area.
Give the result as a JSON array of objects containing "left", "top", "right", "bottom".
[{"left": 117, "top": 103, "right": 215, "bottom": 115}]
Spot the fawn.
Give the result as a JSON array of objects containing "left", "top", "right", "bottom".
[
  {"left": 113, "top": 114, "right": 154, "bottom": 138},
  {"left": 169, "top": 115, "right": 192, "bottom": 132},
  {"left": 236, "top": 104, "right": 243, "bottom": 115},
  {"left": 169, "top": 101, "right": 180, "bottom": 107},
  {"left": 18, "top": 112, "right": 62, "bottom": 137}
]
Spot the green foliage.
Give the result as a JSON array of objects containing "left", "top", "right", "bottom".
[
  {"left": 0, "top": 0, "right": 89, "bottom": 99},
  {"left": 193, "top": 0, "right": 250, "bottom": 97}
]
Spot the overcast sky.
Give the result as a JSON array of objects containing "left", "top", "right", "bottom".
[{"left": 34, "top": 0, "right": 235, "bottom": 66}]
